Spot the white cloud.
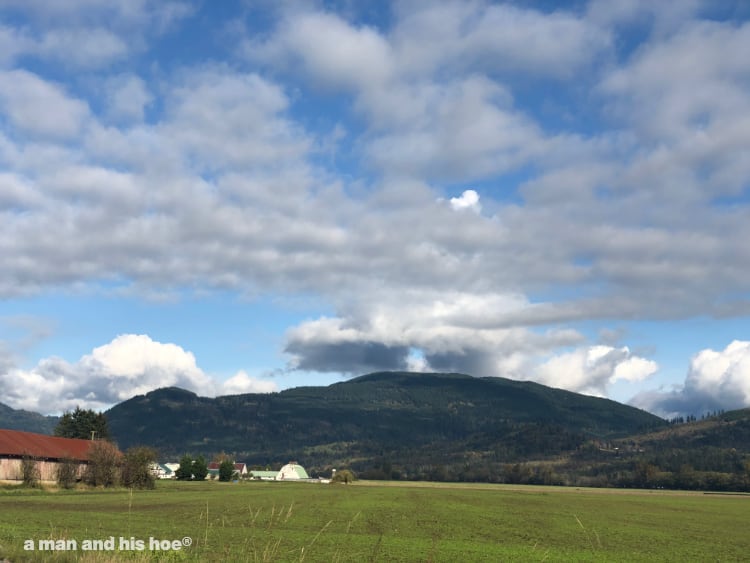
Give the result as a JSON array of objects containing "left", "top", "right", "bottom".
[
  {"left": 162, "top": 67, "right": 310, "bottom": 172},
  {"left": 0, "top": 334, "right": 276, "bottom": 414},
  {"left": 104, "top": 74, "right": 153, "bottom": 123},
  {"left": 535, "top": 345, "right": 657, "bottom": 397},
  {"left": 0, "top": 24, "right": 31, "bottom": 67},
  {"left": 284, "top": 288, "right": 585, "bottom": 379},
  {"left": 392, "top": 2, "right": 611, "bottom": 78},
  {"left": 449, "top": 189, "right": 481, "bottom": 213},
  {"left": 631, "top": 340, "right": 750, "bottom": 418},
  {"left": 248, "top": 11, "right": 393, "bottom": 91},
  {"left": 221, "top": 370, "right": 278, "bottom": 395},
  {"left": 2, "top": 0, "right": 193, "bottom": 32},
  {"left": 365, "top": 76, "right": 545, "bottom": 180},
  {"left": 283, "top": 291, "right": 659, "bottom": 399},
  {"left": 0, "top": 1, "right": 749, "bottom": 416},
  {"left": 0, "top": 70, "right": 89, "bottom": 138},
  {"left": 33, "top": 28, "right": 128, "bottom": 69}
]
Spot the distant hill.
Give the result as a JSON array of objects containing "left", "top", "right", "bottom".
[
  {"left": 557, "top": 408, "right": 750, "bottom": 490},
  {"left": 626, "top": 407, "right": 750, "bottom": 451},
  {"left": 0, "top": 402, "right": 58, "bottom": 434},
  {"left": 105, "top": 372, "right": 665, "bottom": 477}
]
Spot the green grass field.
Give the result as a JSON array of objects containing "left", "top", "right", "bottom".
[{"left": 1, "top": 480, "right": 748, "bottom": 562}]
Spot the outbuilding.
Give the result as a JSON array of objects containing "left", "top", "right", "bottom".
[
  {"left": 0, "top": 428, "right": 93, "bottom": 482},
  {"left": 207, "top": 462, "right": 248, "bottom": 479},
  {"left": 276, "top": 461, "right": 309, "bottom": 480}
]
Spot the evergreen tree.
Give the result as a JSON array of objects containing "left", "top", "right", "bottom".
[
  {"left": 175, "top": 454, "right": 193, "bottom": 480},
  {"left": 54, "top": 407, "right": 110, "bottom": 440},
  {"left": 192, "top": 455, "right": 208, "bottom": 481},
  {"left": 218, "top": 459, "right": 235, "bottom": 482}
]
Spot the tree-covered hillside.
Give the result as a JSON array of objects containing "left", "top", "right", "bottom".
[
  {"left": 0, "top": 402, "right": 58, "bottom": 434},
  {"left": 106, "top": 372, "right": 665, "bottom": 478}
]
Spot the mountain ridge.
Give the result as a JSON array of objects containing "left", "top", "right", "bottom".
[
  {"left": 0, "top": 402, "right": 59, "bottom": 434},
  {"left": 104, "top": 371, "right": 665, "bottom": 475}
]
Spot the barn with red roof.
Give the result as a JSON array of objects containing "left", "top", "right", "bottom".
[{"left": 0, "top": 429, "right": 94, "bottom": 482}]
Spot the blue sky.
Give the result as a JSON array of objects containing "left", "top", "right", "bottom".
[{"left": 1, "top": 0, "right": 750, "bottom": 418}]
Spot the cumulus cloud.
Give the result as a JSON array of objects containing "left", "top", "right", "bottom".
[
  {"left": 1, "top": 1, "right": 750, "bottom": 414},
  {"left": 0, "top": 70, "right": 89, "bottom": 138},
  {"left": 104, "top": 74, "right": 153, "bottom": 122},
  {"left": 284, "top": 289, "right": 582, "bottom": 377},
  {"left": 283, "top": 292, "right": 658, "bottom": 399},
  {"left": 0, "top": 1, "right": 193, "bottom": 73},
  {"left": 631, "top": 341, "right": 750, "bottom": 418},
  {"left": 221, "top": 370, "right": 278, "bottom": 395},
  {"left": 246, "top": 11, "right": 393, "bottom": 91},
  {"left": 449, "top": 189, "right": 481, "bottom": 213},
  {"left": 535, "top": 345, "right": 658, "bottom": 397},
  {"left": 162, "top": 67, "right": 310, "bottom": 172},
  {"left": 32, "top": 27, "right": 128, "bottom": 69},
  {"left": 0, "top": 334, "right": 277, "bottom": 414},
  {"left": 0, "top": 24, "right": 31, "bottom": 67},
  {"left": 393, "top": 2, "right": 611, "bottom": 78}
]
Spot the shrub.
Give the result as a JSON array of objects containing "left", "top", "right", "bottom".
[
  {"left": 21, "top": 455, "right": 40, "bottom": 487},
  {"left": 121, "top": 447, "right": 157, "bottom": 489},
  {"left": 56, "top": 457, "right": 79, "bottom": 489},
  {"left": 332, "top": 469, "right": 356, "bottom": 484},
  {"left": 84, "top": 441, "right": 121, "bottom": 487}
]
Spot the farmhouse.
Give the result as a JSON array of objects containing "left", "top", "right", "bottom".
[
  {"left": 0, "top": 428, "right": 93, "bottom": 481},
  {"left": 207, "top": 462, "right": 248, "bottom": 479},
  {"left": 150, "top": 463, "right": 174, "bottom": 479}
]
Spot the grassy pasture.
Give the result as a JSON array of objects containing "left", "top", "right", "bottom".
[{"left": 0, "top": 480, "right": 748, "bottom": 562}]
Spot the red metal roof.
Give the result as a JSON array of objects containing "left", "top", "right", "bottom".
[{"left": 0, "top": 429, "right": 93, "bottom": 461}]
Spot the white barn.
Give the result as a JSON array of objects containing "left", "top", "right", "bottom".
[{"left": 276, "top": 461, "right": 309, "bottom": 480}]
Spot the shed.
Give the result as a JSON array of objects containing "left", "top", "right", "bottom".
[
  {"left": 249, "top": 470, "right": 278, "bottom": 481},
  {"left": 0, "top": 428, "right": 93, "bottom": 481}
]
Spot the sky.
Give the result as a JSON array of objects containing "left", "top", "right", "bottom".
[{"left": 1, "top": 0, "right": 749, "bottom": 419}]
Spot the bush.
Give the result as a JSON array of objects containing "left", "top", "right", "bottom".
[
  {"left": 332, "top": 469, "right": 356, "bottom": 484},
  {"left": 84, "top": 441, "right": 121, "bottom": 487},
  {"left": 21, "top": 456, "right": 40, "bottom": 487},
  {"left": 121, "top": 447, "right": 157, "bottom": 489},
  {"left": 56, "top": 457, "right": 79, "bottom": 489}
]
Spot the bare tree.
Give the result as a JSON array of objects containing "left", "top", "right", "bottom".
[{"left": 84, "top": 441, "right": 121, "bottom": 487}]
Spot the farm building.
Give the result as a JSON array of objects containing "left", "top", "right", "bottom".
[
  {"left": 277, "top": 461, "right": 309, "bottom": 480},
  {"left": 207, "top": 462, "right": 248, "bottom": 479},
  {"left": 249, "top": 470, "right": 278, "bottom": 480},
  {"left": 0, "top": 428, "right": 93, "bottom": 481},
  {"left": 150, "top": 463, "right": 174, "bottom": 479}
]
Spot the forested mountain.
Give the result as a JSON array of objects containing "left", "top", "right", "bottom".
[
  {"left": 0, "top": 402, "right": 58, "bottom": 434},
  {"left": 4, "top": 371, "right": 750, "bottom": 490},
  {"left": 105, "top": 371, "right": 665, "bottom": 478}
]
